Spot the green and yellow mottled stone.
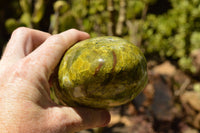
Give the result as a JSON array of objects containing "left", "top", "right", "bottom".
[{"left": 53, "top": 36, "right": 148, "bottom": 108}]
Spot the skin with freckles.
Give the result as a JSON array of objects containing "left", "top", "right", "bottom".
[{"left": 0, "top": 27, "right": 110, "bottom": 133}]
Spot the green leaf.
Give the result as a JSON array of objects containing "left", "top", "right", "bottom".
[
  {"left": 32, "top": 0, "right": 45, "bottom": 24},
  {"left": 5, "top": 19, "right": 24, "bottom": 33},
  {"left": 54, "top": 0, "right": 69, "bottom": 14},
  {"left": 20, "top": 13, "right": 32, "bottom": 27},
  {"left": 19, "top": 0, "right": 31, "bottom": 13}
]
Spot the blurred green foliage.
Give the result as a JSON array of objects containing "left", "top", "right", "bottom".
[
  {"left": 1, "top": 0, "right": 200, "bottom": 75},
  {"left": 142, "top": 0, "right": 200, "bottom": 74}
]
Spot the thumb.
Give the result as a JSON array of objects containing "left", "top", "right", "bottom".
[{"left": 46, "top": 106, "right": 110, "bottom": 133}]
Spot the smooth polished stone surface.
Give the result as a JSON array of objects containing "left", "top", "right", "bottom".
[{"left": 54, "top": 36, "right": 148, "bottom": 108}]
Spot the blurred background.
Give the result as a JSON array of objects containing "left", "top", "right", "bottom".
[{"left": 1, "top": 0, "right": 200, "bottom": 132}]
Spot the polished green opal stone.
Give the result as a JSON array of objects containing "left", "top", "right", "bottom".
[{"left": 54, "top": 36, "right": 148, "bottom": 108}]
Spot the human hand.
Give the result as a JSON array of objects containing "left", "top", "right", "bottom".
[{"left": 0, "top": 27, "right": 110, "bottom": 133}]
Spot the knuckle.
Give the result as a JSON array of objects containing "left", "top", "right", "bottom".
[
  {"left": 46, "top": 29, "right": 80, "bottom": 45},
  {"left": 67, "top": 28, "right": 79, "bottom": 33},
  {"left": 12, "top": 27, "right": 30, "bottom": 37},
  {"left": 66, "top": 29, "right": 80, "bottom": 39},
  {"left": 46, "top": 34, "right": 64, "bottom": 45}
]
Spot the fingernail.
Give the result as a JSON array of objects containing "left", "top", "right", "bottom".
[{"left": 99, "top": 110, "right": 111, "bottom": 127}]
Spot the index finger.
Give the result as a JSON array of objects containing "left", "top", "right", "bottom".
[
  {"left": 2, "top": 27, "right": 50, "bottom": 62},
  {"left": 28, "top": 29, "right": 90, "bottom": 78}
]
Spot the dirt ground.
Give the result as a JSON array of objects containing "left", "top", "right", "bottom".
[{"left": 79, "top": 60, "right": 200, "bottom": 133}]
